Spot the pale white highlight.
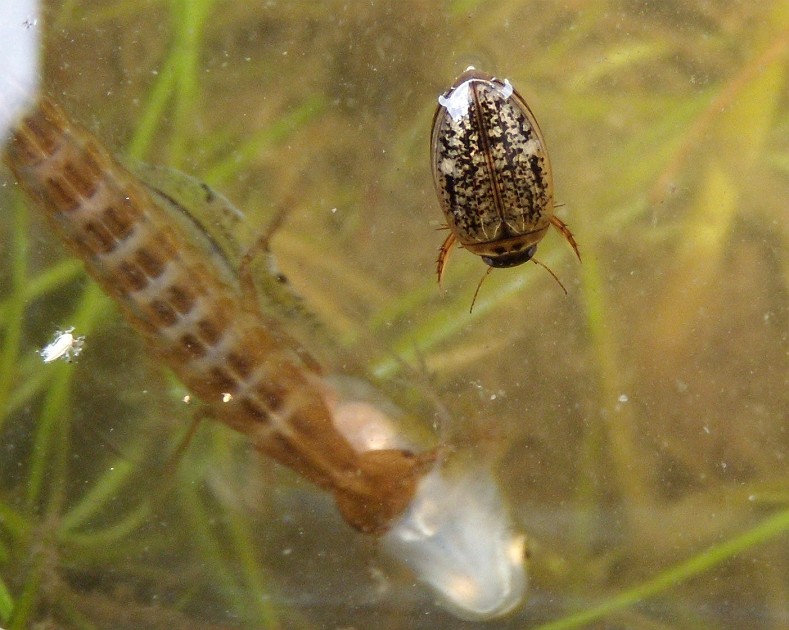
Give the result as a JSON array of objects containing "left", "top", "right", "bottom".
[{"left": 0, "top": 0, "right": 40, "bottom": 142}]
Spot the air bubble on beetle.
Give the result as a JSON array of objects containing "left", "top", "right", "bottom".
[
  {"left": 500, "top": 78, "right": 513, "bottom": 99},
  {"left": 437, "top": 83, "right": 472, "bottom": 121}
]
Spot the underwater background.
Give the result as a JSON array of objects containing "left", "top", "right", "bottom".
[{"left": 0, "top": 1, "right": 787, "bottom": 628}]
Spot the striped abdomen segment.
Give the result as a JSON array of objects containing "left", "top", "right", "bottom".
[{"left": 6, "top": 98, "right": 431, "bottom": 534}]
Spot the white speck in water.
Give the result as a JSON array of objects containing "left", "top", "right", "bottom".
[
  {"left": 38, "top": 327, "right": 85, "bottom": 363},
  {"left": 182, "top": 395, "right": 191, "bottom": 405},
  {"left": 331, "top": 207, "right": 337, "bottom": 214},
  {"left": 221, "top": 392, "right": 233, "bottom": 403},
  {"left": 282, "top": 548, "right": 292, "bottom": 556},
  {"left": 703, "top": 425, "right": 710, "bottom": 434},
  {"left": 617, "top": 394, "right": 629, "bottom": 403}
]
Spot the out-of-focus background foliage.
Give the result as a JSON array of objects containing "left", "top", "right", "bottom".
[{"left": 0, "top": 1, "right": 787, "bottom": 628}]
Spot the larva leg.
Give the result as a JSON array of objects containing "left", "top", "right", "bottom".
[
  {"left": 238, "top": 204, "right": 291, "bottom": 314},
  {"left": 436, "top": 231, "right": 456, "bottom": 290},
  {"left": 162, "top": 406, "right": 214, "bottom": 473},
  {"left": 237, "top": 203, "right": 323, "bottom": 373},
  {"left": 550, "top": 215, "right": 581, "bottom": 262}
]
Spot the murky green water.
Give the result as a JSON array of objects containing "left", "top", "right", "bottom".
[{"left": 1, "top": 1, "right": 787, "bottom": 628}]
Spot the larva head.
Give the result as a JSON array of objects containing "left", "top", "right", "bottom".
[
  {"left": 382, "top": 467, "right": 527, "bottom": 620},
  {"left": 431, "top": 67, "right": 554, "bottom": 276}
]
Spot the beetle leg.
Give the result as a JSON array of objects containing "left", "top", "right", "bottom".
[
  {"left": 436, "top": 231, "right": 457, "bottom": 290},
  {"left": 550, "top": 215, "right": 581, "bottom": 262}
]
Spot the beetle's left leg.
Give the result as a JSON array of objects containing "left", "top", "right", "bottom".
[{"left": 550, "top": 215, "right": 581, "bottom": 262}]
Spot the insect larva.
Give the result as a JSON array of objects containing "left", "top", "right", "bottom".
[
  {"left": 431, "top": 67, "right": 580, "bottom": 293},
  {"left": 1, "top": 11, "right": 527, "bottom": 620},
  {"left": 4, "top": 96, "right": 528, "bottom": 622},
  {"left": 5, "top": 97, "right": 434, "bottom": 535}
]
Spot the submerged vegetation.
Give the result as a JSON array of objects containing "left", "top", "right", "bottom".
[{"left": 0, "top": 0, "right": 787, "bottom": 628}]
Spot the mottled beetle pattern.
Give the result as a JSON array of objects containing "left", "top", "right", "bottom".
[{"left": 431, "top": 67, "right": 580, "bottom": 288}]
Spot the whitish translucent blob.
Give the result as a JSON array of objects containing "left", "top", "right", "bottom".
[
  {"left": 382, "top": 467, "right": 527, "bottom": 620},
  {"left": 0, "top": 0, "right": 40, "bottom": 142}
]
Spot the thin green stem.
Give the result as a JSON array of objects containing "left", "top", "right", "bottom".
[
  {"left": 0, "top": 197, "right": 30, "bottom": 435},
  {"left": 535, "top": 508, "right": 789, "bottom": 630},
  {"left": 166, "top": 0, "right": 216, "bottom": 167}
]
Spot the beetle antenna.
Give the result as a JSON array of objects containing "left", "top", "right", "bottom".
[
  {"left": 532, "top": 257, "right": 568, "bottom": 295},
  {"left": 469, "top": 267, "right": 493, "bottom": 313}
]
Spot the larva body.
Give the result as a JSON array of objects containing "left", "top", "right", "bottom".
[
  {"left": 6, "top": 98, "right": 430, "bottom": 534},
  {"left": 431, "top": 67, "right": 579, "bottom": 283}
]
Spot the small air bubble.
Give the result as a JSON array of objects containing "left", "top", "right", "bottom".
[{"left": 500, "top": 79, "right": 514, "bottom": 99}]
